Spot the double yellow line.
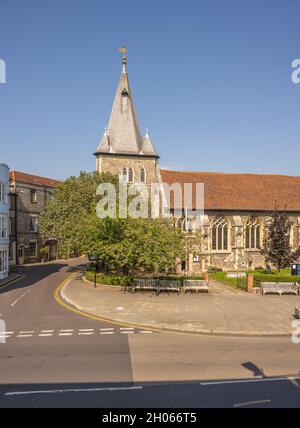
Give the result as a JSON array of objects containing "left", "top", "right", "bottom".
[{"left": 54, "top": 272, "right": 157, "bottom": 331}]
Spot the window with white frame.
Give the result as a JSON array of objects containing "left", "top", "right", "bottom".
[
  {"left": 0, "top": 181, "right": 8, "bottom": 203},
  {"left": 0, "top": 250, "right": 8, "bottom": 273},
  {"left": 29, "top": 241, "right": 37, "bottom": 258},
  {"left": 30, "top": 216, "right": 38, "bottom": 232},
  {"left": 0, "top": 216, "right": 8, "bottom": 239},
  {"left": 212, "top": 217, "right": 229, "bottom": 251},
  {"left": 245, "top": 218, "right": 261, "bottom": 249}
]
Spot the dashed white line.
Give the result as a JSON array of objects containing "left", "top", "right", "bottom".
[
  {"left": 120, "top": 327, "right": 134, "bottom": 331},
  {"left": 78, "top": 329, "right": 94, "bottom": 332},
  {"left": 39, "top": 333, "right": 53, "bottom": 337},
  {"left": 59, "top": 333, "right": 73, "bottom": 336},
  {"left": 19, "top": 331, "right": 35, "bottom": 334},
  {"left": 121, "top": 331, "right": 134, "bottom": 334},
  {"left": 139, "top": 331, "right": 153, "bottom": 334},
  {"left": 40, "top": 330, "right": 54, "bottom": 333},
  {"left": 5, "top": 386, "right": 143, "bottom": 396},
  {"left": 17, "top": 334, "right": 33, "bottom": 338},
  {"left": 234, "top": 399, "right": 271, "bottom": 408},
  {"left": 100, "top": 331, "right": 114, "bottom": 335},
  {"left": 59, "top": 329, "right": 74, "bottom": 333},
  {"left": 78, "top": 332, "right": 94, "bottom": 336},
  {"left": 99, "top": 328, "right": 114, "bottom": 331}
]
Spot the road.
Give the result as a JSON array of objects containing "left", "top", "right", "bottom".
[{"left": 1, "top": 258, "right": 300, "bottom": 408}]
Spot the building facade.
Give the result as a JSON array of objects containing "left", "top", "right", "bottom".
[
  {"left": 9, "top": 171, "right": 59, "bottom": 264},
  {"left": 0, "top": 163, "right": 9, "bottom": 279},
  {"left": 94, "top": 57, "right": 300, "bottom": 273}
]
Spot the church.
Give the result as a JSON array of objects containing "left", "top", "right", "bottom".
[{"left": 94, "top": 51, "right": 300, "bottom": 274}]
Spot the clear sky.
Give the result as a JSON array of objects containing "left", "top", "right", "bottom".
[{"left": 0, "top": 0, "right": 299, "bottom": 179}]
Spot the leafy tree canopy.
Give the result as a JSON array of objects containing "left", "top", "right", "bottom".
[
  {"left": 261, "top": 210, "right": 300, "bottom": 272},
  {"left": 39, "top": 171, "right": 184, "bottom": 274}
]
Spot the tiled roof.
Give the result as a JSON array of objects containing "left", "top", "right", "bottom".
[
  {"left": 9, "top": 170, "right": 60, "bottom": 188},
  {"left": 160, "top": 169, "right": 300, "bottom": 212}
]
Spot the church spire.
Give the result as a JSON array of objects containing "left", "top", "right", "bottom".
[{"left": 95, "top": 48, "right": 148, "bottom": 155}]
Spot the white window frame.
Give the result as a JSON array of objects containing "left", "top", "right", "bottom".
[
  {"left": 29, "top": 240, "right": 37, "bottom": 258},
  {"left": 29, "top": 215, "right": 38, "bottom": 233},
  {"left": 0, "top": 250, "right": 8, "bottom": 273},
  {"left": 30, "top": 189, "right": 37, "bottom": 204},
  {"left": 0, "top": 215, "right": 8, "bottom": 239},
  {"left": 0, "top": 181, "right": 8, "bottom": 203}
]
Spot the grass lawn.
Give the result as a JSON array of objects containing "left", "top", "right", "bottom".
[
  {"left": 210, "top": 272, "right": 247, "bottom": 290},
  {"left": 210, "top": 269, "right": 300, "bottom": 290}
]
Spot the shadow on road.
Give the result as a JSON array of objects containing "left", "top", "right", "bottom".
[
  {"left": 0, "top": 263, "right": 68, "bottom": 294},
  {"left": 1, "top": 371, "right": 300, "bottom": 408}
]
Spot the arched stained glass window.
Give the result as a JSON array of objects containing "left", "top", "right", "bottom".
[
  {"left": 245, "top": 218, "right": 261, "bottom": 249},
  {"left": 212, "top": 217, "right": 229, "bottom": 251}
]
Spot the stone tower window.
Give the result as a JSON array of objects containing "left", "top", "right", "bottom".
[
  {"left": 212, "top": 217, "right": 228, "bottom": 251},
  {"left": 128, "top": 167, "right": 134, "bottom": 183},
  {"left": 245, "top": 218, "right": 261, "bottom": 249},
  {"left": 140, "top": 167, "right": 146, "bottom": 183},
  {"left": 122, "top": 167, "right": 128, "bottom": 182}
]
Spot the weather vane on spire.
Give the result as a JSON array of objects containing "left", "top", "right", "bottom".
[{"left": 119, "top": 46, "right": 127, "bottom": 65}]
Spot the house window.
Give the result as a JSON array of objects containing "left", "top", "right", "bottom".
[
  {"left": 0, "top": 181, "right": 8, "bottom": 203},
  {"left": 30, "top": 189, "right": 37, "bottom": 204},
  {"left": 0, "top": 216, "right": 8, "bottom": 239},
  {"left": 0, "top": 250, "right": 8, "bottom": 273},
  {"left": 30, "top": 216, "right": 38, "bottom": 232},
  {"left": 128, "top": 167, "right": 134, "bottom": 183},
  {"left": 245, "top": 218, "right": 261, "bottom": 249},
  {"left": 140, "top": 167, "right": 146, "bottom": 183},
  {"left": 29, "top": 241, "right": 37, "bottom": 258},
  {"left": 212, "top": 217, "right": 229, "bottom": 251}
]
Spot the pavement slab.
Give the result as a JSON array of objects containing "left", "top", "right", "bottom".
[{"left": 60, "top": 276, "right": 300, "bottom": 336}]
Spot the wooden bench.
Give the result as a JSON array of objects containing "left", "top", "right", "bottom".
[
  {"left": 183, "top": 280, "right": 209, "bottom": 294},
  {"left": 158, "top": 280, "right": 181, "bottom": 294},
  {"left": 261, "top": 282, "right": 298, "bottom": 296},
  {"left": 132, "top": 279, "right": 159, "bottom": 294}
]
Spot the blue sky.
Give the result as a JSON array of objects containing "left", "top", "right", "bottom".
[{"left": 0, "top": 0, "right": 299, "bottom": 179}]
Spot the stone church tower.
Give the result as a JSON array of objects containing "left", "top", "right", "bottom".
[{"left": 94, "top": 51, "right": 159, "bottom": 185}]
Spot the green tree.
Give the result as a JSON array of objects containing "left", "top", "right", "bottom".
[
  {"left": 261, "top": 210, "right": 300, "bottom": 272},
  {"left": 39, "top": 171, "right": 117, "bottom": 258},
  {"left": 39, "top": 171, "right": 184, "bottom": 274}
]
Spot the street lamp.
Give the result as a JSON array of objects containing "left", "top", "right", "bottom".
[{"left": 88, "top": 254, "right": 100, "bottom": 288}]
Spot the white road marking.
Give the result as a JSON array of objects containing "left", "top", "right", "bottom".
[
  {"left": 234, "top": 399, "right": 271, "bottom": 408},
  {"left": 19, "top": 331, "right": 35, "bottom": 334},
  {"left": 10, "top": 289, "right": 31, "bottom": 307},
  {"left": 116, "top": 307, "right": 124, "bottom": 311},
  {"left": 100, "top": 331, "right": 114, "bottom": 335},
  {"left": 121, "top": 331, "right": 134, "bottom": 334},
  {"left": 17, "top": 334, "right": 33, "bottom": 338},
  {"left": 39, "top": 333, "right": 53, "bottom": 337},
  {"left": 59, "top": 333, "right": 73, "bottom": 336},
  {"left": 289, "top": 377, "right": 300, "bottom": 389},
  {"left": 78, "top": 329, "right": 94, "bottom": 332},
  {"left": 59, "top": 329, "right": 74, "bottom": 332},
  {"left": 201, "top": 376, "right": 300, "bottom": 386},
  {"left": 139, "top": 331, "right": 153, "bottom": 334},
  {"left": 5, "top": 386, "right": 143, "bottom": 396},
  {"left": 78, "top": 332, "right": 94, "bottom": 335},
  {"left": 40, "top": 330, "right": 54, "bottom": 333},
  {"left": 120, "top": 327, "right": 134, "bottom": 330},
  {"left": 99, "top": 328, "right": 114, "bottom": 331}
]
